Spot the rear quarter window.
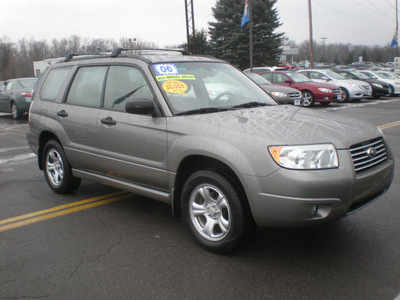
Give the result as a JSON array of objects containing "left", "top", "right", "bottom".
[{"left": 40, "top": 67, "right": 72, "bottom": 101}]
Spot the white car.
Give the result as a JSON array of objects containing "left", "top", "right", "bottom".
[
  {"left": 360, "top": 70, "right": 400, "bottom": 96},
  {"left": 298, "top": 69, "right": 372, "bottom": 102}
]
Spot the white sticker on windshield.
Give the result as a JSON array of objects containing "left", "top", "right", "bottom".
[{"left": 153, "top": 64, "right": 180, "bottom": 76}]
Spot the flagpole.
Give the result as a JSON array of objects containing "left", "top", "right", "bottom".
[{"left": 249, "top": 0, "right": 253, "bottom": 71}]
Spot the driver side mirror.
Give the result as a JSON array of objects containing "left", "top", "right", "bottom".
[
  {"left": 321, "top": 76, "right": 330, "bottom": 81},
  {"left": 285, "top": 79, "right": 294, "bottom": 84}
]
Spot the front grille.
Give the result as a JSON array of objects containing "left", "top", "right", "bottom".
[
  {"left": 288, "top": 92, "right": 301, "bottom": 99},
  {"left": 350, "top": 138, "right": 388, "bottom": 173},
  {"left": 332, "top": 88, "right": 341, "bottom": 94}
]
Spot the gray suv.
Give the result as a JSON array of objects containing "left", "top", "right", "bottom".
[{"left": 27, "top": 49, "right": 394, "bottom": 253}]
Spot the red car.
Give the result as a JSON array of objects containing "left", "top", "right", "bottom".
[{"left": 259, "top": 71, "right": 343, "bottom": 107}]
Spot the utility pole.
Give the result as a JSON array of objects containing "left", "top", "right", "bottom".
[
  {"left": 321, "top": 37, "right": 327, "bottom": 62},
  {"left": 249, "top": 0, "right": 253, "bottom": 71},
  {"left": 308, "top": 0, "right": 314, "bottom": 69},
  {"left": 184, "top": 0, "right": 196, "bottom": 54}
]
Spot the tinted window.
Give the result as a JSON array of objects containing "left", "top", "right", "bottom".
[
  {"left": 104, "top": 66, "right": 154, "bottom": 112},
  {"left": 41, "top": 67, "right": 71, "bottom": 100},
  {"left": 259, "top": 72, "right": 272, "bottom": 82},
  {"left": 18, "top": 79, "right": 36, "bottom": 88},
  {"left": 66, "top": 66, "right": 107, "bottom": 108}
]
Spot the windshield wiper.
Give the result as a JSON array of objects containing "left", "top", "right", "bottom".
[
  {"left": 175, "top": 107, "right": 229, "bottom": 116},
  {"left": 231, "top": 101, "right": 269, "bottom": 109}
]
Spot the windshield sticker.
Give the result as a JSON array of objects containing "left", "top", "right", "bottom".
[
  {"left": 162, "top": 80, "right": 188, "bottom": 96},
  {"left": 156, "top": 74, "right": 196, "bottom": 81},
  {"left": 153, "top": 64, "right": 180, "bottom": 76}
]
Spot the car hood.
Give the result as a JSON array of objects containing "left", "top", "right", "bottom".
[
  {"left": 260, "top": 84, "right": 300, "bottom": 93},
  {"left": 176, "top": 106, "right": 381, "bottom": 149},
  {"left": 298, "top": 81, "right": 339, "bottom": 89},
  {"left": 331, "top": 79, "right": 368, "bottom": 86}
]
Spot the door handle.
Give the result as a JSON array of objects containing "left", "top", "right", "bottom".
[
  {"left": 57, "top": 110, "right": 68, "bottom": 117},
  {"left": 101, "top": 117, "right": 116, "bottom": 125}
]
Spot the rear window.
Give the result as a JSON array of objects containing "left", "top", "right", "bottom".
[
  {"left": 18, "top": 79, "right": 36, "bottom": 89},
  {"left": 41, "top": 67, "right": 71, "bottom": 101}
]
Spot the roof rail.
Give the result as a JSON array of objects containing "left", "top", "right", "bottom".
[
  {"left": 63, "top": 53, "right": 103, "bottom": 62},
  {"left": 110, "top": 48, "right": 189, "bottom": 57}
]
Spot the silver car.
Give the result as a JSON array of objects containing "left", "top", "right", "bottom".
[
  {"left": 298, "top": 69, "right": 372, "bottom": 102},
  {"left": 27, "top": 50, "right": 394, "bottom": 253}
]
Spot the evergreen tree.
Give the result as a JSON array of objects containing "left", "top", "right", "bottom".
[{"left": 209, "top": 0, "right": 283, "bottom": 70}]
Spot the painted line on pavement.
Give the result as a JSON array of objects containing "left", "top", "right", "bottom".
[
  {"left": 0, "top": 191, "right": 131, "bottom": 233},
  {"left": 379, "top": 120, "right": 400, "bottom": 130}
]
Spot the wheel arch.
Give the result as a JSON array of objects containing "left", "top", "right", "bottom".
[
  {"left": 172, "top": 155, "right": 250, "bottom": 219},
  {"left": 38, "top": 131, "right": 61, "bottom": 170}
]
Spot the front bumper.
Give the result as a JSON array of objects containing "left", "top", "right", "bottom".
[{"left": 241, "top": 151, "right": 394, "bottom": 228}]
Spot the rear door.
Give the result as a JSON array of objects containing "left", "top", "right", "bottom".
[
  {"left": 52, "top": 66, "right": 107, "bottom": 172},
  {"left": 96, "top": 65, "right": 168, "bottom": 191},
  {"left": 0, "top": 81, "right": 13, "bottom": 112}
]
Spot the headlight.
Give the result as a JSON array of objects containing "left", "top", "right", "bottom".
[
  {"left": 317, "top": 88, "right": 332, "bottom": 93},
  {"left": 270, "top": 91, "right": 288, "bottom": 98},
  {"left": 371, "top": 83, "right": 383, "bottom": 88},
  {"left": 268, "top": 144, "right": 339, "bottom": 169}
]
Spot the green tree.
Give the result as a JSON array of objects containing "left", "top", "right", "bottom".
[
  {"left": 182, "top": 29, "right": 210, "bottom": 55},
  {"left": 209, "top": 0, "right": 283, "bottom": 69}
]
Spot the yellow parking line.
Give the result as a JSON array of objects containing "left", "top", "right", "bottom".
[
  {"left": 0, "top": 191, "right": 131, "bottom": 233},
  {"left": 379, "top": 120, "right": 400, "bottom": 130}
]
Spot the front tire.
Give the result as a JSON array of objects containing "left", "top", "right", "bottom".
[
  {"left": 341, "top": 88, "right": 350, "bottom": 102},
  {"left": 42, "top": 140, "right": 81, "bottom": 194},
  {"left": 301, "top": 90, "right": 315, "bottom": 107},
  {"left": 181, "top": 170, "right": 251, "bottom": 253}
]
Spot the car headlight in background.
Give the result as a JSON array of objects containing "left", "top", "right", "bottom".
[
  {"left": 268, "top": 144, "right": 339, "bottom": 169},
  {"left": 371, "top": 83, "right": 383, "bottom": 88},
  {"left": 317, "top": 88, "right": 332, "bottom": 93},
  {"left": 270, "top": 91, "right": 288, "bottom": 99}
]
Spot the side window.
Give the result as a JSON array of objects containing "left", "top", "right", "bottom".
[
  {"left": 104, "top": 66, "right": 154, "bottom": 112},
  {"left": 40, "top": 67, "right": 71, "bottom": 101},
  {"left": 66, "top": 66, "right": 108, "bottom": 108},
  {"left": 273, "top": 73, "right": 287, "bottom": 83},
  {"left": 5, "top": 82, "right": 14, "bottom": 91}
]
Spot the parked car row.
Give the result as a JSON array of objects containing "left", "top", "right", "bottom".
[
  {"left": 0, "top": 77, "right": 37, "bottom": 119},
  {"left": 244, "top": 67, "right": 400, "bottom": 107}
]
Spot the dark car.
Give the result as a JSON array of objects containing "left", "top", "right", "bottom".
[
  {"left": 259, "top": 71, "right": 343, "bottom": 107},
  {"left": 336, "top": 70, "right": 390, "bottom": 99},
  {"left": 0, "top": 78, "right": 37, "bottom": 119},
  {"left": 244, "top": 71, "right": 302, "bottom": 105}
]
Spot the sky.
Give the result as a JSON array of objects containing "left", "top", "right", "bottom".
[{"left": 1, "top": 0, "right": 399, "bottom": 48}]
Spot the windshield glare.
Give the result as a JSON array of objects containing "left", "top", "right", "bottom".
[
  {"left": 325, "top": 70, "right": 346, "bottom": 80},
  {"left": 286, "top": 72, "right": 311, "bottom": 83},
  {"left": 151, "top": 62, "right": 277, "bottom": 115}
]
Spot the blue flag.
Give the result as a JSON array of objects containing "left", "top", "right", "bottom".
[
  {"left": 391, "top": 27, "right": 398, "bottom": 47},
  {"left": 241, "top": 0, "right": 250, "bottom": 28}
]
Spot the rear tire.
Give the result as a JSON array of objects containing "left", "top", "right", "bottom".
[
  {"left": 42, "top": 140, "right": 81, "bottom": 194},
  {"left": 181, "top": 170, "right": 252, "bottom": 253},
  {"left": 11, "top": 102, "right": 20, "bottom": 120}
]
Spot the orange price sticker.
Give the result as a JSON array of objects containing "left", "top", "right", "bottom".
[{"left": 162, "top": 80, "right": 188, "bottom": 96}]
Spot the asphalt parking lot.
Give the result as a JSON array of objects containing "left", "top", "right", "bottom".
[{"left": 0, "top": 98, "right": 399, "bottom": 300}]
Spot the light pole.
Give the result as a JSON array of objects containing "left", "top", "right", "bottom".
[
  {"left": 308, "top": 0, "right": 314, "bottom": 69},
  {"left": 321, "top": 37, "right": 327, "bottom": 62}
]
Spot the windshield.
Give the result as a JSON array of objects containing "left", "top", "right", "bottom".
[
  {"left": 286, "top": 72, "right": 312, "bottom": 83},
  {"left": 151, "top": 62, "right": 277, "bottom": 115},
  {"left": 351, "top": 72, "right": 369, "bottom": 79},
  {"left": 325, "top": 70, "right": 346, "bottom": 80},
  {"left": 377, "top": 72, "right": 395, "bottom": 79},
  {"left": 362, "top": 72, "right": 379, "bottom": 79},
  {"left": 245, "top": 71, "right": 272, "bottom": 85}
]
